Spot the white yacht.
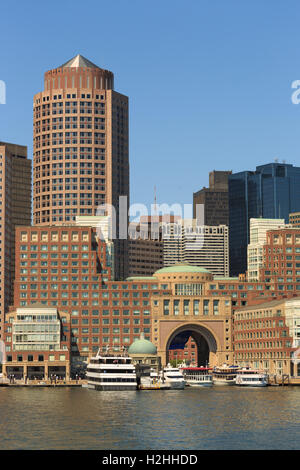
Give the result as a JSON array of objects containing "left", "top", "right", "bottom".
[
  {"left": 161, "top": 364, "right": 186, "bottom": 389},
  {"left": 180, "top": 366, "right": 213, "bottom": 387},
  {"left": 235, "top": 368, "right": 268, "bottom": 387},
  {"left": 212, "top": 364, "right": 239, "bottom": 385},
  {"left": 85, "top": 347, "right": 137, "bottom": 391}
]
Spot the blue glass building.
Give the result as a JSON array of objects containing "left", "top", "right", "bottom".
[{"left": 229, "top": 163, "right": 300, "bottom": 276}]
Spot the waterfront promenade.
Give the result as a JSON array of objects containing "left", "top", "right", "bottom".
[
  {"left": 1, "top": 375, "right": 300, "bottom": 387},
  {"left": 0, "top": 377, "right": 87, "bottom": 387}
]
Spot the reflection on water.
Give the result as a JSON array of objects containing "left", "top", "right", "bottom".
[{"left": 0, "top": 387, "right": 300, "bottom": 449}]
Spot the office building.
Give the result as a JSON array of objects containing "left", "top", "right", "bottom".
[
  {"left": 163, "top": 219, "right": 229, "bottom": 277},
  {"left": 0, "top": 142, "right": 31, "bottom": 339},
  {"left": 128, "top": 215, "right": 180, "bottom": 277},
  {"left": 32, "top": 54, "right": 129, "bottom": 279},
  {"left": 247, "top": 218, "right": 286, "bottom": 281},
  {"left": 229, "top": 162, "right": 300, "bottom": 276},
  {"left": 193, "top": 170, "right": 231, "bottom": 225}
]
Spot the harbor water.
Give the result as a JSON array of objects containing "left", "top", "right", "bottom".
[{"left": 0, "top": 386, "right": 300, "bottom": 450}]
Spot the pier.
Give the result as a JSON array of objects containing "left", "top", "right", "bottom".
[
  {"left": 268, "top": 375, "right": 300, "bottom": 386},
  {"left": 0, "top": 378, "right": 87, "bottom": 387}
]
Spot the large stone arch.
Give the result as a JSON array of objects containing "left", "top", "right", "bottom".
[{"left": 164, "top": 323, "right": 220, "bottom": 367}]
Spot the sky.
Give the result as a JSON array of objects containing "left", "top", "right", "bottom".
[{"left": 1, "top": 0, "right": 300, "bottom": 215}]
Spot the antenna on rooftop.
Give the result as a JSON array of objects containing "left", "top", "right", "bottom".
[{"left": 154, "top": 185, "right": 157, "bottom": 216}]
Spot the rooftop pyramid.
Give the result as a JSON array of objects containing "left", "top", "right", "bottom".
[{"left": 60, "top": 54, "right": 99, "bottom": 69}]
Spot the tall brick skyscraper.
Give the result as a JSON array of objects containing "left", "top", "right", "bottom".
[
  {"left": 33, "top": 55, "right": 129, "bottom": 279},
  {"left": 0, "top": 142, "right": 31, "bottom": 339}
]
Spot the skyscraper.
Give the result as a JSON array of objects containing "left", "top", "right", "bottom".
[
  {"left": 163, "top": 219, "right": 229, "bottom": 277},
  {"left": 32, "top": 54, "right": 129, "bottom": 279},
  {"left": 193, "top": 170, "right": 232, "bottom": 225},
  {"left": 229, "top": 162, "right": 300, "bottom": 276},
  {"left": 0, "top": 142, "right": 31, "bottom": 339}
]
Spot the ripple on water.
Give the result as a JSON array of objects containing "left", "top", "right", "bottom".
[{"left": 0, "top": 386, "right": 300, "bottom": 449}]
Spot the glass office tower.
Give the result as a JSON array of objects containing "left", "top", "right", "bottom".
[{"left": 229, "top": 163, "right": 300, "bottom": 276}]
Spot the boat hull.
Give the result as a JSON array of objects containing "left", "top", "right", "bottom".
[
  {"left": 163, "top": 380, "right": 185, "bottom": 389},
  {"left": 235, "top": 383, "right": 267, "bottom": 387},
  {"left": 87, "top": 383, "right": 137, "bottom": 391},
  {"left": 213, "top": 379, "right": 236, "bottom": 385},
  {"left": 187, "top": 381, "right": 212, "bottom": 387}
]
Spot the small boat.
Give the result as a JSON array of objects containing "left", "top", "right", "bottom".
[
  {"left": 212, "top": 364, "right": 239, "bottom": 385},
  {"left": 139, "top": 377, "right": 171, "bottom": 390},
  {"left": 85, "top": 346, "right": 137, "bottom": 391},
  {"left": 235, "top": 368, "right": 268, "bottom": 387},
  {"left": 161, "top": 364, "right": 186, "bottom": 389},
  {"left": 180, "top": 366, "right": 213, "bottom": 387},
  {"left": 138, "top": 368, "right": 170, "bottom": 390}
]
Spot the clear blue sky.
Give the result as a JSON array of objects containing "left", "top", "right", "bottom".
[{"left": 1, "top": 0, "right": 300, "bottom": 213}]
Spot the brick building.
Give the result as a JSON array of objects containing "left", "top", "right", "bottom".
[
  {"left": 0, "top": 142, "right": 31, "bottom": 340},
  {"left": 234, "top": 297, "right": 300, "bottom": 377},
  {"left": 33, "top": 54, "right": 129, "bottom": 279}
]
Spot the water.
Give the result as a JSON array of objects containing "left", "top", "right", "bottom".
[{"left": 0, "top": 386, "right": 300, "bottom": 450}]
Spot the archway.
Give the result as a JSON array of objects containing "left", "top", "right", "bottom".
[{"left": 165, "top": 324, "right": 218, "bottom": 367}]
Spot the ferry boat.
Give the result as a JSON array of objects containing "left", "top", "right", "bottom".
[
  {"left": 161, "top": 364, "right": 186, "bottom": 389},
  {"left": 235, "top": 368, "right": 268, "bottom": 387},
  {"left": 85, "top": 347, "right": 137, "bottom": 391},
  {"left": 180, "top": 366, "right": 213, "bottom": 387},
  {"left": 212, "top": 364, "right": 239, "bottom": 385}
]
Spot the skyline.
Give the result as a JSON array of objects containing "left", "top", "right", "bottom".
[{"left": 1, "top": 0, "right": 300, "bottom": 213}]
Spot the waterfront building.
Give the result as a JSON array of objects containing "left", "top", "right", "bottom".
[
  {"left": 163, "top": 219, "right": 229, "bottom": 277},
  {"left": 2, "top": 304, "right": 71, "bottom": 380},
  {"left": 0, "top": 142, "right": 31, "bottom": 340},
  {"left": 150, "top": 265, "right": 234, "bottom": 367},
  {"left": 259, "top": 227, "right": 300, "bottom": 293},
  {"left": 234, "top": 297, "right": 300, "bottom": 378},
  {"left": 32, "top": 54, "right": 129, "bottom": 280},
  {"left": 193, "top": 170, "right": 231, "bottom": 225},
  {"left": 7, "top": 221, "right": 300, "bottom": 375},
  {"left": 247, "top": 218, "right": 286, "bottom": 281},
  {"left": 229, "top": 162, "right": 300, "bottom": 276},
  {"left": 13, "top": 225, "right": 112, "bottom": 375},
  {"left": 11, "top": 224, "right": 162, "bottom": 375},
  {"left": 75, "top": 215, "right": 115, "bottom": 279}
]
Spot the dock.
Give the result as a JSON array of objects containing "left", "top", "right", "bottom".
[
  {"left": 0, "top": 378, "right": 87, "bottom": 388},
  {"left": 268, "top": 375, "right": 300, "bottom": 386},
  {"left": 139, "top": 384, "right": 171, "bottom": 390}
]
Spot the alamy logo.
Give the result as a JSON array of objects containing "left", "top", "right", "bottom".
[
  {"left": 291, "top": 80, "right": 300, "bottom": 104},
  {"left": 0, "top": 80, "right": 5, "bottom": 104}
]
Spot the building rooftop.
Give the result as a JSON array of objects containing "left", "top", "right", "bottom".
[
  {"left": 126, "top": 276, "right": 158, "bottom": 281},
  {"left": 154, "top": 264, "right": 211, "bottom": 274},
  {"left": 60, "top": 54, "right": 100, "bottom": 69},
  {"left": 235, "top": 296, "right": 300, "bottom": 312}
]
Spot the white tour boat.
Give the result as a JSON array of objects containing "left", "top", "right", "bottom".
[
  {"left": 180, "top": 366, "right": 213, "bottom": 387},
  {"left": 85, "top": 347, "right": 137, "bottom": 391},
  {"left": 161, "top": 364, "right": 186, "bottom": 389},
  {"left": 212, "top": 364, "right": 239, "bottom": 385},
  {"left": 235, "top": 368, "right": 268, "bottom": 387}
]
